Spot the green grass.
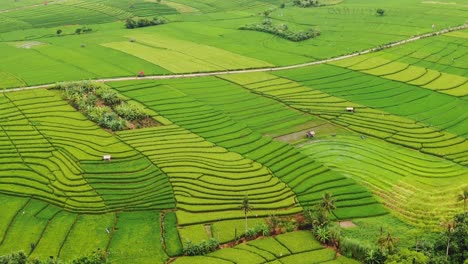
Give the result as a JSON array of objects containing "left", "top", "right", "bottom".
[
  {"left": 0, "top": 0, "right": 467, "bottom": 262},
  {"left": 221, "top": 70, "right": 468, "bottom": 166},
  {"left": 173, "top": 231, "right": 357, "bottom": 264},
  {"left": 102, "top": 33, "right": 272, "bottom": 73},
  {"left": 163, "top": 211, "right": 183, "bottom": 257},
  {"left": 110, "top": 80, "right": 385, "bottom": 220},
  {"left": 108, "top": 212, "right": 168, "bottom": 264},
  {"left": 29, "top": 211, "right": 76, "bottom": 260},
  {"left": 117, "top": 124, "right": 301, "bottom": 227},
  {"left": 0, "top": 0, "right": 465, "bottom": 88},
  {"left": 341, "top": 214, "right": 438, "bottom": 249},
  {"left": 58, "top": 214, "right": 114, "bottom": 259},
  {"left": 0, "top": 89, "right": 175, "bottom": 213},
  {"left": 0, "top": 200, "right": 52, "bottom": 255},
  {"left": 300, "top": 135, "right": 467, "bottom": 227}
]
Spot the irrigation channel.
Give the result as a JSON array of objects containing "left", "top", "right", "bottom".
[{"left": 3, "top": 23, "right": 467, "bottom": 93}]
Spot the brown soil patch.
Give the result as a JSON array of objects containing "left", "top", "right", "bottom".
[{"left": 339, "top": 221, "right": 357, "bottom": 228}]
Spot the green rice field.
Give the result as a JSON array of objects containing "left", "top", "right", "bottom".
[{"left": 0, "top": 0, "right": 467, "bottom": 263}]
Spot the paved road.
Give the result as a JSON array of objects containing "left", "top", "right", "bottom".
[{"left": 3, "top": 24, "right": 467, "bottom": 93}]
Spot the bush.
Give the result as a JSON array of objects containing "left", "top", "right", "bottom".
[
  {"left": 340, "top": 237, "right": 373, "bottom": 261},
  {"left": 96, "top": 87, "right": 121, "bottom": 105},
  {"left": 71, "top": 249, "right": 107, "bottom": 264},
  {"left": 245, "top": 227, "right": 257, "bottom": 239},
  {"left": 293, "top": 0, "right": 319, "bottom": 7},
  {"left": 239, "top": 23, "right": 320, "bottom": 42},
  {"left": 87, "top": 106, "right": 111, "bottom": 122},
  {"left": 0, "top": 251, "right": 27, "bottom": 264},
  {"left": 385, "top": 249, "right": 429, "bottom": 264},
  {"left": 98, "top": 112, "right": 126, "bottom": 131},
  {"left": 314, "top": 226, "right": 330, "bottom": 243},
  {"left": 255, "top": 223, "right": 270, "bottom": 236},
  {"left": 57, "top": 82, "right": 154, "bottom": 131},
  {"left": 125, "top": 17, "right": 165, "bottom": 29},
  {"left": 183, "top": 238, "right": 219, "bottom": 256},
  {"left": 114, "top": 102, "right": 148, "bottom": 121}
]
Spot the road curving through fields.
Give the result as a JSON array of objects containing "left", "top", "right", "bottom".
[{"left": 3, "top": 23, "right": 467, "bottom": 93}]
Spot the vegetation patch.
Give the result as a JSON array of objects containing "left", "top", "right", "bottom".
[
  {"left": 293, "top": 0, "right": 344, "bottom": 7},
  {"left": 239, "top": 22, "right": 320, "bottom": 42},
  {"left": 57, "top": 81, "right": 158, "bottom": 131},
  {"left": 125, "top": 17, "right": 166, "bottom": 29}
]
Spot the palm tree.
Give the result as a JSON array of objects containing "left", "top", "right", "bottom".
[
  {"left": 240, "top": 195, "right": 252, "bottom": 232},
  {"left": 377, "top": 231, "right": 398, "bottom": 253},
  {"left": 320, "top": 192, "right": 336, "bottom": 216},
  {"left": 261, "top": 9, "right": 273, "bottom": 24},
  {"left": 440, "top": 218, "right": 456, "bottom": 259},
  {"left": 262, "top": 9, "right": 272, "bottom": 19},
  {"left": 457, "top": 189, "right": 468, "bottom": 213}
]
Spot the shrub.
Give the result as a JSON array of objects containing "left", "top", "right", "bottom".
[
  {"left": 71, "top": 249, "right": 107, "bottom": 264},
  {"left": 0, "top": 251, "right": 27, "bottom": 264},
  {"left": 314, "top": 226, "right": 330, "bottom": 243},
  {"left": 87, "top": 106, "right": 111, "bottom": 122},
  {"left": 57, "top": 82, "right": 154, "bottom": 131},
  {"left": 114, "top": 102, "right": 148, "bottom": 121},
  {"left": 283, "top": 221, "right": 296, "bottom": 232},
  {"left": 239, "top": 23, "right": 320, "bottom": 42},
  {"left": 76, "top": 93, "right": 97, "bottom": 110},
  {"left": 293, "top": 0, "right": 319, "bottom": 7},
  {"left": 125, "top": 17, "right": 166, "bottom": 29},
  {"left": 267, "top": 214, "right": 281, "bottom": 233},
  {"left": 183, "top": 238, "right": 219, "bottom": 256},
  {"left": 385, "top": 248, "right": 429, "bottom": 264},
  {"left": 255, "top": 223, "right": 270, "bottom": 236},
  {"left": 245, "top": 227, "right": 257, "bottom": 239},
  {"left": 340, "top": 237, "right": 372, "bottom": 261},
  {"left": 96, "top": 87, "right": 121, "bottom": 105},
  {"left": 99, "top": 112, "right": 126, "bottom": 131}
]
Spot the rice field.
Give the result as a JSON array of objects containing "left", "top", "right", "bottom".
[
  {"left": 0, "top": 0, "right": 466, "bottom": 88},
  {"left": 301, "top": 135, "right": 467, "bottom": 228},
  {"left": 109, "top": 80, "right": 387, "bottom": 221},
  {"left": 173, "top": 231, "right": 359, "bottom": 264},
  {"left": 0, "top": 0, "right": 467, "bottom": 263}
]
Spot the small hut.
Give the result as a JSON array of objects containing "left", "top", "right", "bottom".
[
  {"left": 103, "top": 155, "right": 112, "bottom": 161},
  {"left": 346, "top": 107, "right": 355, "bottom": 113},
  {"left": 306, "top": 131, "right": 316, "bottom": 138},
  {"left": 137, "top": 71, "right": 145, "bottom": 77}
]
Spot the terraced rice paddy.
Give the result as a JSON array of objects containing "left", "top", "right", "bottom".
[
  {"left": 173, "top": 231, "right": 359, "bottom": 264},
  {"left": 301, "top": 135, "right": 467, "bottom": 228},
  {"left": 0, "top": 0, "right": 467, "bottom": 263}
]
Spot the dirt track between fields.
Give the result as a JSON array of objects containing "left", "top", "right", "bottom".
[{"left": 3, "top": 23, "right": 467, "bottom": 93}]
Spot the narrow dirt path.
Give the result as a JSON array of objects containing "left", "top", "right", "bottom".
[{"left": 3, "top": 23, "right": 466, "bottom": 93}]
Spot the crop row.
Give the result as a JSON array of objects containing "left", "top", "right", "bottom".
[
  {"left": 1, "top": 4, "right": 119, "bottom": 28},
  {"left": 117, "top": 124, "right": 301, "bottom": 226},
  {"left": 221, "top": 72, "right": 467, "bottom": 166},
  {"left": 109, "top": 80, "right": 385, "bottom": 220},
  {"left": 0, "top": 89, "right": 175, "bottom": 213},
  {"left": 330, "top": 42, "right": 467, "bottom": 97},
  {"left": 301, "top": 135, "right": 467, "bottom": 227},
  {"left": 0, "top": 194, "right": 175, "bottom": 263},
  {"left": 173, "top": 231, "right": 358, "bottom": 264}
]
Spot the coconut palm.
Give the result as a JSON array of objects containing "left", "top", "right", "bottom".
[
  {"left": 240, "top": 195, "right": 252, "bottom": 232},
  {"left": 440, "top": 218, "right": 456, "bottom": 258},
  {"left": 320, "top": 192, "right": 336, "bottom": 216},
  {"left": 457, "top": 189, "right": 468, "bottom": 212},
  {"left": 377, "top": 231, "right": 398, "bottom": 253}
]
